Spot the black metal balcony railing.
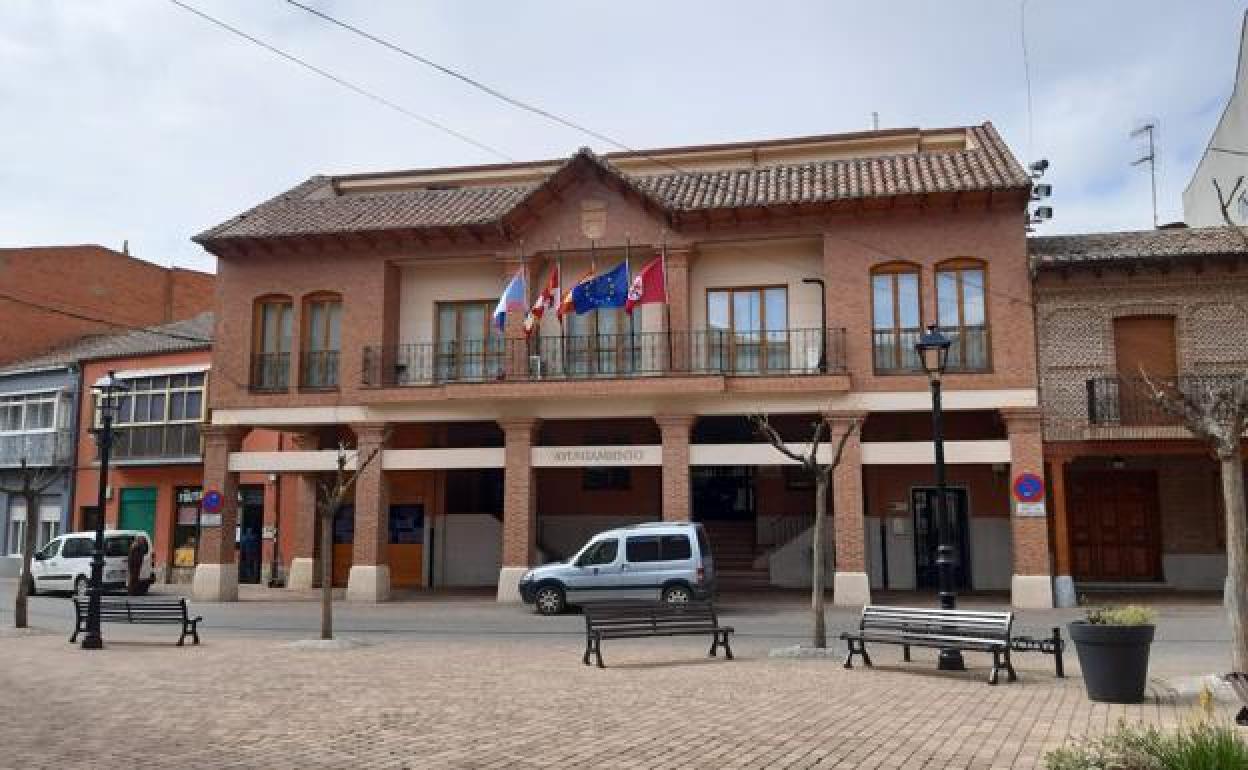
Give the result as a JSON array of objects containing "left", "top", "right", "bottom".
[
  {"left": 1085, "top": 375, "right": 1246, "bottom": 427},
  {"left": 363, "top": 328, "right": 847, "bottom": 387},
  {"left": 108, "top": 423, "right": 203, "bottom": 462},
  {"left": 873, "top": 325, "right": 991, "bottom": 373},
  {"left": 250, "top": 352, "right": 290, "bottom": 392},
  {"left": 301, "top": 350, "right": 340, "bottom": 390},
  {"left": 0, "top": 430, "right": 74, "bottom": 468}
]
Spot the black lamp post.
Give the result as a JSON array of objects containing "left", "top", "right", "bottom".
[
  {"left": 81, "top": 371, "right": 128, "bottom": 650},
  {"left": 915, "top": 324, "right": 965, "bottom": 671},
  {"left": 802, "top": 278, "right": 827, "bottom": 373}
]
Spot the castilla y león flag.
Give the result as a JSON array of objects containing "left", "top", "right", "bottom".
[
  {"left": 625, "top": 256, "right": 666, "bottom": 313},
  {"left": 523, "top": 265, "right": 559, "bottom": 335}
]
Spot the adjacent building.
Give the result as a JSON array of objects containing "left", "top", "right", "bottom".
[
  {"left": 1185, "top": 12, "right": 1248, "bottom": 227},
  {"left": 0, "top": 244, "right": 213, "bottom": 365},
  {"left": 192, "top": 122, "right": 1055, "bottom": 607},
  {"left": 1031, "top": 227, "right": 1248, "bottom": 605}
]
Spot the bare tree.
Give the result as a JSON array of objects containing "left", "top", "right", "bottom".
[
  {"left": 751, "top": 414, "right": 859, "bottom": 648},
  {"left": 314, "top": 438, "right": 385, "bottom": 640},
  {"left": 0, "top": 458, "right": 69, "bottom": 628}
]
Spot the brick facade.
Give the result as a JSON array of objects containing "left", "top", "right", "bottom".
[
  {"left": 0, "top": 245, "right": 212, "bottom": 365},
  {"left": 657, "top": 415, "right": 694, "bottom": 521}
]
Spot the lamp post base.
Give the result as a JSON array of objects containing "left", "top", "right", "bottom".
[
  {"left": 937, "top": 648, "right": 966, "bottom": 671},
  {"left": 80, "top": 634, "right": 103, "bottom": 650}
]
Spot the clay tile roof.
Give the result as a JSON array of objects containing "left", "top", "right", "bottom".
[
  {"left": 0, "top": 312, "right": 214, "bottom": 375},
  {"left": 1028, "top": 227, "right": 1248, "bottom": 268},
  {"left": 195, "top": 122, "right": 1030, "bottom": 245}
]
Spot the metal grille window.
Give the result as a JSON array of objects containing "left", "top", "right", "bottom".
[
  {"left": 706, "top": 286, "right": 788, "bottom": 373},
  {"left": 435, "top": 301, "right": 505, "bottom": 382},
  {"left": 252, "top": 297, "right": 293, "bottom": 390},
  {"left": 935, "top": 261, "right": 990, "bottom": 371},
  {"left": 871, "top": 265, "right": 922, "bottom": 372},
  {"left": 302, "top": 294, "right": 342, "bottom": 389},
  {"left": 104, "top": 373, "right": 206, "bottom": 460}
]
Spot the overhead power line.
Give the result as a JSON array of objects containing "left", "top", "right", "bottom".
[{"left": 168, "top": 0, "right": 513, "bottom": 162}]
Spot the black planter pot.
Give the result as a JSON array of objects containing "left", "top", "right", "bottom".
[{"left": 1069, "top": 621, "right": 1155, "bottom": 703}]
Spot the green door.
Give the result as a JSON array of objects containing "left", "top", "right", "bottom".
[{"left": 118, "top": 487, "right": 158, "bottom": 541}]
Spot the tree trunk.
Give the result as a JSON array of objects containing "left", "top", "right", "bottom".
[
  {"left": 14, "top": 489, "right": 38, "bottom": 629},
  {"left": 1222, "top": 447, "right": 1248, "bottom": 673},
  {"left": 319, "top": 509, "right": 334, "bottom": 640},
  {"left": 811, "top": 470, "right": 828, "bottom": 648}
]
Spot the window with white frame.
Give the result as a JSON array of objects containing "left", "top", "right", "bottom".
[
  {"left": 6, "top": 496, "right": 60, "bottom": 555},
  {"left": 0, "top": 392, "right": 57, "bottom": 434},
  {"left": 102, "top": 372, "right": 207, "bottom": 459}
]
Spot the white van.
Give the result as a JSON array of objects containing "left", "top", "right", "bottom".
[{"left": 26, "top": 530, "right": 155, "bottom": 597}]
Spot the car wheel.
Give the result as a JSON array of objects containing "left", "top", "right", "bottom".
[
  {"left": 534, "top": 584, "right": 566, "bottom": 616},
  {"left": 73, "top": 576, "right": 89, "bottom": 599},
  {"left": 662, "top": 584, "right": 693, "bottom": 605},
  {"left": 133, "top": 581, "right": 150, "bottom": 596}
]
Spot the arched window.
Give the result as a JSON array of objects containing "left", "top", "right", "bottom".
[
  {"left": 252, "top": 295, "right": 293, "bottom": 391},
  {"left": 935, "top": 259, "right": 989, "bottom": 371},
  {"left": 301, "top": 292, "right": 342, "bottom": 389},
  {"left": 871, "top": 262, "right": 921, "bottom": 372}
]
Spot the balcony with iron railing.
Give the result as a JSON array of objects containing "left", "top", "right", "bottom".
[
  {"left": 872, "top": 325, "right": 991, "bottom": 374},
  {"left": 1084, "top": 374, "right": 1248, "bottom": 431},
  {"left": 362, "top": 328, "right": 847, "bottom": 388},
  {"left": 300, "top": 350, "right": 340, "bottom": 390},
  {"left": 106, "top": 423, "right": 203, "bottom": 464},
  {"left": 0, "top": 430, "right": 74, "bottom": 468},
  {"left": 250, "top": 352, "right": 291, "bottom": 392}
]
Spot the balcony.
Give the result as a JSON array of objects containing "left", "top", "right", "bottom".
[
  {"left": 250, "top": 353, "right": 290, "bottom": 392},
  {"left": 300, "top": 350, "right": 340, "bottom": 390},
  {"left": 109, "top": 423, "right": 203, "bottom": 464},
  {"left": 0, "top": 430, "right": 73, "bottom": 468},
  {"left": 363, "top": 328, "right": 846, "bottom": 387},
  {"left": 1084, "top": 375, "right": 1248, "bottom": 429},
  {"left": 873, "top": 325, "right": 991, "bottom": 374}
]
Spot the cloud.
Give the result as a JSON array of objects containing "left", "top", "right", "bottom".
[{"left": 0, "top": 0, "right": 1243, "bottom": 271}]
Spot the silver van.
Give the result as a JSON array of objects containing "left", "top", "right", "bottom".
[{"left": 518, "top": 522, "right": 715, "bottom": 615}]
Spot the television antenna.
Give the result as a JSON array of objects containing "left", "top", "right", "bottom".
[{"left": 1131, "top": 122, "right": 1158, "bottom": 228}]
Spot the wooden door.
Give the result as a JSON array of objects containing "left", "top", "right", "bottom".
[
  {"left": 1113, "top": 316, "right": 1177, "bottom": 425},
  {"left": 1068, "top": 471, "right": 1161, "bottom": 581}
]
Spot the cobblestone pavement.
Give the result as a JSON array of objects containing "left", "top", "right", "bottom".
[{"left": 1, "top": 622, "right": 1238, "bottom": 769}]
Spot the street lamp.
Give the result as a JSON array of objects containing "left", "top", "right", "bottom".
[
  {"left": 801, "top": 278, "right": 827, "bottom": 373},
  {"left": 914, "top": 324, "right": 965, "bottom": 671},
  {"left": 81, "top": 370, "right": 128, "bottom": 650}
]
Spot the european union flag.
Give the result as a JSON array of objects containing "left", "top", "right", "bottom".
[{"left": 571, "top": 261, "right": 629, "bottom": 314}]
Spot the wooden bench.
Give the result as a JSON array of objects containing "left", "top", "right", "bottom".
[
  {"left": 841, "top": 605, "right": 1019, "bottom": 685},
  {"left": 1224, "top": 672, "right": 1248, "bottom": 725},
  {"left": 581, "top": 600, "right": 733, "bottom": 668},
  {"left": 71, "top": 596, "right": 202, "bottom": 646}
]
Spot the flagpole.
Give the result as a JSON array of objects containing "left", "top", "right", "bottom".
[
  {"left": 556, "top": 238, "right": 565, "bottom": 377},
  {"left": 624, "top": 235, "right": 631, "bottom": 371},
  {"left": 662, "top": 236, "right": 674, "bottom": 373}
]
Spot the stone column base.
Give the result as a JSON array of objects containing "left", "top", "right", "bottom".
[
  {"left": 192, "top": 562, "right": 238, "bottom": 602},
  {"left": 1011, "top": 574, "right": 1054, "bottom": 609},
  {"left": 346, "top": 565, "right": 390, "bottom": 602},
  {"left": 1053, "top": 575, "right": 1077, "bottom": 608},
  {"left": 833, "top": 571, "right": 871, "bottom": 606},
  {"left": 497, "top": 566, "right": 528, "bottom": 603},
  {"left": 287, "top": 557, "right": 316, "bottom": 591}
]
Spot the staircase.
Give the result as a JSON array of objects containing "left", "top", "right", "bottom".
[{"left": 702, "top": 521, "right": 770, "bottom": 590}]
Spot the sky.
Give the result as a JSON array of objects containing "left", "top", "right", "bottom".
[{"left": 0, "top": 1, "right": 1243, "bottom": 273}]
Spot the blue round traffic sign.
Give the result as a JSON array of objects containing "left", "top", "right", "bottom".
[
  {"left": 1013, "top": 473, "right": 1045, "bottom": 504},
  {"left": 202, "top": 489, "right": 224, "bottom": 513}
]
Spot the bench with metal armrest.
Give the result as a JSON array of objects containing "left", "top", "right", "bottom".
[
  {"left": 71, "top": 596, "right": 202, "bottom": 646},
  {"left": 581, "top": 600, "right": 733, "bottom": 668}
]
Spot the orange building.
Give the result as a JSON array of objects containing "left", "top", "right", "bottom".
[{"left": 68, "top": 313, "right": 297, "bottom": 583}]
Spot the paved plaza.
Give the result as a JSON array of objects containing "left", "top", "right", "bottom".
[{"left": 0, "top": 582, "right": 1242, "bottom": 769}]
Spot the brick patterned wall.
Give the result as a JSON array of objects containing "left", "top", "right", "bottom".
[
  {"left": 350, "top": 423, "right": 390, "bottom": 567},
  {"left": 1035, "top": 268, "right": 1248, "bottom": 440},
  {"left": 829, "top": 413, "right": 867, "bottom": 572},
  {"left": 657, "top": 415, "right": 693, "bottom": 521},
  {"left": 0, "top": 246, "right": 213, "bottom": 365},
  {"left": 500, "top": 418, "right": 539, "bottom": 567},
  {"left": 196, "top": 425, "right": 246, "bottom": 564},
  {"left": 1005, "top": 410, "right": 1050, "bottom": 576}
]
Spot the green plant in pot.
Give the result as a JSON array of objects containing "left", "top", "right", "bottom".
[{"left": 1069, "top": 605, "right": 1157, "bottom": 704}]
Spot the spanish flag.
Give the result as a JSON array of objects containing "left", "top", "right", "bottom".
[{"left": 556, "top": 268, "right": 593, "bottom": 321}]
